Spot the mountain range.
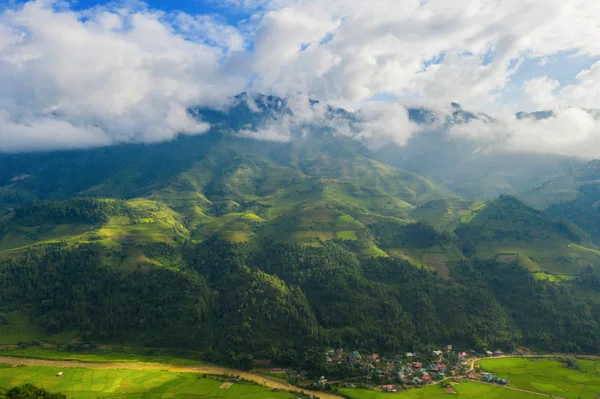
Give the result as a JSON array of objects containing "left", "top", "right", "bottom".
[{"left": 1, "top": 93, "right": 600, "bottom": 369}]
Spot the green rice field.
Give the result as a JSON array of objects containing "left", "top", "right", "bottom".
[
  {"left": 0, "top": 364, "right": 295, "bottom": 399},
  {"left": 340, "top": 382, "right": 540, "bottom": 398},
  {"left": 479, "top": 357, "right": 600, "bottom": 399}
]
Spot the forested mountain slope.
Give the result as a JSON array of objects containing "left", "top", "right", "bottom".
[{"left": 2, "top": 94, "right": 600, "bottom": 370}]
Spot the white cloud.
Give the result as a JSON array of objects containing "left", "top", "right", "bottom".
[
  {"left": 450, "top": 107, "right": 600, "bottom": 158},
  {"left": 561, "top": 62, "right": 600, "bottom": 109},
  {"left": 246, "top": 0, "right": 600, "bottom": 110},
  {"left": 0, "top": 0, "right": 244, "bottom": 152},
  {"left": 1, "top": 0, "right": 600, "bottom": 155},
  {"left": 522, "top": 77, "right": 564, "bottom": 109}
]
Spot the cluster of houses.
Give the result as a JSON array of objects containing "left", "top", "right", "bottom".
[
  {"left": 480, "top": 372, "right": 509, "bottom": 385},
  {"left": 316, "top": 345, "right": 514, "bottom": 393}
]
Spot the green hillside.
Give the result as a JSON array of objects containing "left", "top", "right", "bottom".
[
  {"left": 453, "top": 195, "right": 600, "bottom": 279},
  {"left": 2, "top": 97, "right": 600, "bottom": 380},
  {"left": 519, "top": 161, "right": 600, "bottom": 240}
]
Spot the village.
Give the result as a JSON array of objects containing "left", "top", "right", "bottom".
[{"left": 270, "top": 345, "right": 517, "bottom": 394}]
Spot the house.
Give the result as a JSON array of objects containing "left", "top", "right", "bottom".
[
  {"left": 326, "top": 357, "right": 333, "bottom": 363},
  {"left": 413, "top": 361, "right": 422, "bottom": 368},
  {"left": 380, "top": 385, "right": 399, "bottom": 392},
  {"left": 270, "top": 368, "right": 286, "bottom": 374},
  {"left": 485, "top": 350, "right": 493, "bottom": 356},
  {"left": 494, "top": 350, "right": 504, "bottom": 356},
  {"left": 459, "top": 352, "right": 469, "bottom": 358},
  {"left": 370, "top": 354, "right": 379, "bottom": 361},
  {"left": 405, "top": 352, "right": 415, "bottom": 358},
  {"left": 314, "top": 376, "right": 328, "bottom": 389},
  {"left": 467, "top": 373, "right": 476, "bottom": 380},
  {"left": 422, "top": 374, "right": 432, "bottom": 384},
  {"left": 445, "top": 344, "right": 453, "bottom": 351},
  {"left": 432, "top": 350, "right": 443, "bottom": 356}
]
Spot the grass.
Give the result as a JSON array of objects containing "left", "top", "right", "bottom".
[
  {"left": 0, "top": 312, "right": 76, "bottom": 345},
  {"left": 0, "top": 365, "right": 295, "bottom": 399},
  {"left": 361, "top": 245, "right": 388, "bottom": 257},
  {"left": 479, "top": 357, "right": 600, "bottom": 399},
  {"left": 193, "top": 213, "right": 263, "bottom": 242},
  {"left": 336, "top": 231, "right": 358, "bottom": 240},
  {"left": 474, "top": 240, "right": 600, "bottom": 276},
  {"left": 340, "top": 382, "right": 541, "bottom": 398}
]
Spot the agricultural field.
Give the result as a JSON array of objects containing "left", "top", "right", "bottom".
[
  {"left": 340, "top": 382, "right": 541, "bottom": 398},
  {"left": 473, "top": 240, "right": 600, "bottom": 277},
  {"left": 0, "top": 364, "right": 295, "bottom": 399},
  {"left": 479, "top": 357, "right": 600, "bottom": 399}
]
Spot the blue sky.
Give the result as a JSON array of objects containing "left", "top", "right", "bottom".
[{"left": 68, "top": 0, "right": 252, "bottom": 23}]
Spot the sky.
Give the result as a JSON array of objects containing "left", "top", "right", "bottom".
[{"left": 0, "top": 0, "right": 600, "bottom": 155}]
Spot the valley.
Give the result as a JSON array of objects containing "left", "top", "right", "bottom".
[{"left": 2, "top": 95, "right": 600, "bottom": 399}]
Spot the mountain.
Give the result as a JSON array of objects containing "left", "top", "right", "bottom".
[
  {"left": 453, "top": 195, "right": 598, "bottom": 280},
  {"left": 519, "top": 160, "right": 600, "bottom": 241},
  {"left": 377, "top": 103, "right": 584, "bottom": 199},
  {"left": 2, "top": 93, "right": 600, "bottom": 370}
]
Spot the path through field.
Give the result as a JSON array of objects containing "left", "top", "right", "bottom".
[
  {"left": 475, "top": 381, "right": 566, "bottom": 398},
  {"left": 0, "top": 356, "right": 343, "bottom": 399}
]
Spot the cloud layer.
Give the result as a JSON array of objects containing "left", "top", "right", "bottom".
[
  {"left": 1, "top": 0, "right": 600, "bottom": 156},
  {"left": 0, "top": 1, "right": 244, "bottom": 151}
]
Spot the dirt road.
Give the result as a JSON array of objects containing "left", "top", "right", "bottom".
[{"left": 0, "top": 356, "right": 342, "bottom": 399}]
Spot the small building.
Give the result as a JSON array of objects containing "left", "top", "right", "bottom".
[
  {"left": 405, "top": 352, "right": 415, "bottom": 358},
  {"left": 56, "top": 372, "right": 63, "bottom": 377},
  {"left": 485, "top": 350, "right": 494, "bottom": 356},
  {"left": 422, "top": 374, "right": 432, "bottom": 384},
  {"left": 270, "top": 368, "right": 286, "bottom": 374},
  {"left": 370, "top": 354, "right": 380, "bottom": 361},
  {"left": 467, "top": 373, "right": 476, "bottom": 380},
  {"left": 413, "top": 361, "right": 423, "bottom": 368},
  {"left": 432, "top": 350, "right": 443, "bottom": 356},
  {"left": 445, "top": 344, "right": 453, "bottom": 351},
  {"left": 494, "top": 350, "right": 504, "bottom": 356},
  {"left": 380, "top": 384, "right": 399, "bottom": 392}
]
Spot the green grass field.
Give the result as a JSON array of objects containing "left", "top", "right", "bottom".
[
  {"left": 0, "top": 364, "right": 295, "bottom": 399},
  {"left": 0, "top": 312, "right": 77, "bottom": 345},
  {"left": 479, "top": 357, "right": 600, "bottom": 399},
  {"left": 340, "top": 382, "right": 540, "bottom": 398}
]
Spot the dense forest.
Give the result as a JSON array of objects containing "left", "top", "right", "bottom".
[{"left": 2, "top": 234, "right": 600, "bottom": 371}]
